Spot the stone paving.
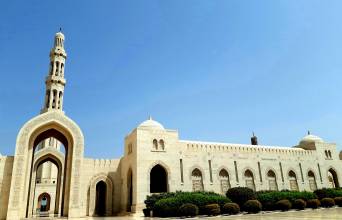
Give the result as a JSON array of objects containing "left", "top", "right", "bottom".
[{"left": 81, "top": 207, "right": 342, "bottom": 220}]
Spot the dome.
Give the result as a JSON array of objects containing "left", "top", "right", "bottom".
[
  {"left": 138, "top": 117, "right": 165, "bottom": 130},
  {"left": 299, "top": 134, "right": 324, "bottom": 145}
]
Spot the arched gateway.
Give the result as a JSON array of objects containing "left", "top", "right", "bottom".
[{"left": 7, "top": 111, "right": 84, "bottom": 219}]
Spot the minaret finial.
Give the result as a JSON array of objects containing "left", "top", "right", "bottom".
[
  {"left": 149, "top": 115, "right": 152, "bottom": 120},
  {"left": 308, "top": 130, "right": 310, "bottom": 135},
  {"left": 59, "top": 27, "right": 62, "bottom": 32}
]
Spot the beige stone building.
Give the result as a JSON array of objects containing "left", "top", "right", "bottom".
[{"left": 0, "top": 32, "right": 342, "bottom": 219}]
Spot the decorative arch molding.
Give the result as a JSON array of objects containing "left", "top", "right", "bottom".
[
  {"left": 327, "top": 166, "right": 340, "bottom": 188},
  {"left": 286, "top": 168, "right": 299, "bottom": 179},
  {"left": 7, "top": 111, "right": 84, "bottom": 219},
  {"left": 306, "top": 169, "right": 318, "bottom": 178},
  {"left": 33, "top": 147, "right": 65, "bottom": 168},
  {"left": 188, "top": 165, "right": 205, "bottom": 181},
  {"left": 216, "top": 166, "right": 232, "bottom": 180},
  {"left": 265, "top": 167, "right": 279, "bottom": 179},
  {"left": 241, "top": 167, "right": 257, "bottom": 179},
  {"left": 88, "top": 173, "right": 113, "bottom": 216}
]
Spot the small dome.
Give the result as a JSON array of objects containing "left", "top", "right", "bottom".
[
  {"left": 138, "top": 117, "right": 164, "bottom": 130},
  {"left": 299, "top": 134, "right": 324, "bottom": 145}
]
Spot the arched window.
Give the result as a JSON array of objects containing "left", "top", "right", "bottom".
[
  {"left": 308, "top": 171, "right": 317, "bottom": 191},
  {"left": 328, "top": 168, "right": 339, "bottom": 188},
  {"left": 152, "top": 139, "right": 158, "bottom": 150},
  {"left": 267, "top": 170, "right": 278, "bottom": 191},
  {"left": 244, "top": 170, "right": 255, "bottom": 191},
  {"left": 219, "top": 169, "right": 230, "bottom": 194},
  {"left": 328, "top": 151, "right": 332, "bottom": 158},
  {"left": 191, "top": 168, "right": 204, "bottom": 192},
  {"left": 46, "top": 90, "right": 50, "bottom": 108},
  {"left": 150, "top": 164, "right": 168, "bottom": 193},
  {"left": 52, "top": 90, "right": 57, "bottom": 109},
  {"left": 325, "top": 150, "right": 329, "bottom": 158},
  {"left": 60, "top": 63, "right": 64, "bottom": 75},
  {"left": 55, "top": 61, "right": 59, "bottom": 76},
  {"left": 159, "top": 139, "right": 165, "bottom": 150},
  {"left": 288, "top": 170, "right": 299, "bottom": 191}
]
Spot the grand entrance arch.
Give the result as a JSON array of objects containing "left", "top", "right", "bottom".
[{"left": 6, "top": 111, "right": 84, "bottom": 219}]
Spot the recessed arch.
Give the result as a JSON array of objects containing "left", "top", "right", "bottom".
[
  {"left": 266, "top": 170, "right": 278, "bottom": 191},
  {"left": 288, "top": 170, "right": 299, "bottom": 191},
  {"left": 219, "top": 169, "right": 230, "bottom": 194},
  {"left": 37, "top": 193, "right": 51, "bottom": 212},
  {"left": 88, "top": 173, "right": 113, "bottom": 216},
  {"left": 308, "top": 170, "right": 317, "bottom": 191},
  {"left": 126, "top": 168, "right": 133, "bottom": 212},
  {"left": 328, "top": 168, "right": 339, "bottom": 188},
  {"left": 150, "top": 164, "right": 168, "bottom": 193},
  {"left": 191, "top": 168, "right": 204, "bottom": 192},
  {"left": 244, "top": 169, "right": 255, "bottom": 191}
]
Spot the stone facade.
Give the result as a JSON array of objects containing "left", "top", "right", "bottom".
[{"left": 0, "top": 32, "right": 342, "bottom": 219}]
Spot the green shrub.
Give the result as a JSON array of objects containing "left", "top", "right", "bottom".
[
  {"left": 275, "top": 199, "right": 292, "bottom": 211},
  {"left": 256, "top": 190, "right": 316, "bottom": 209},
  {"left": 320, "top": 198, "right": 335, "bottom": 208},
  {"left": 222, "top": 203, "right": 240, "bottom": 215},
  {"left": 226, "top": 187, "right": 256, "bottom": 207},
  {"left": 306, "top": 199, "right": 320, "bottom": 209},
  {"left": 292, "top": 199, "right": 306, "bottom": 210},
  {"left": 179, "top": 203, "right": 199, "bottom": 217},
  {"left": 314, "top": 188, "right": 342, "bottom": 200},
  {"left": 151, "top": 191, "right": 230, "bottom": 217},
  {"left": 204, "top": 204, "right": 220, "bottom": 216},
  {"left": 243, "top": 200, "right": 262, "bottom": 213},
  {"left": 334, "top": 197, "right": 342, "bottom": 207}
]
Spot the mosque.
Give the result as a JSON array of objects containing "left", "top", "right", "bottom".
[{"left": 0, "top": 31, "right": 342, "bottom": 219}]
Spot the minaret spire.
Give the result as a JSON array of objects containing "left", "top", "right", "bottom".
[{"left": 41, "top": 30, "right": 67, "bottom": 113}]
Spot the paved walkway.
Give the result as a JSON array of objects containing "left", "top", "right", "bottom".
[{"left": 82, "top": 207, "right": 342, "bottom": 220}]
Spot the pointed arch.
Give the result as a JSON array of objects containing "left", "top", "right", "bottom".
[
  {"left": 150, "top": 164, "right": 168, "bottom": 193},
  {"left": 266, "top": 170, "right": 278, "bottom": 191},
  {"left": 288, "top": 170, "right": 299, "bottom": 191},
  {"left": 88, "top": 173, "right": 113, "bottom": 216},
  {"left": 219, "top": 169, "right": 230, "bottom": 194},
  {"left": 191, "top": 168, "right": 204, "bottom": 192},
  {"left": 7, "top": 111, "right": 84, "bottom": 219},
  {"left": 308, "top": 170, "right": 317, "bottom": 191},
  {"left": 328, "top": 168, "right": 339, "bottom": 188}
]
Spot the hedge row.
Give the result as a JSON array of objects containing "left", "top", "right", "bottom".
[
  {"left": 314, "top": 188, "right": 342, "bottom": 200},
  {"left": 149, "top": 191, "right": 230, "bottom": 217},
  {"left": 256, "top": 190, "right": 317, "bottom": 210}
]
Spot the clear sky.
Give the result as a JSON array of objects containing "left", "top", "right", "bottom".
[{"left": 1, "top": 0, "right": 342, "bottom": 158}]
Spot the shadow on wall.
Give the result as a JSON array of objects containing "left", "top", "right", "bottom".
[{"left": 0, "top": 156, "right": 14, "bottom": 220}]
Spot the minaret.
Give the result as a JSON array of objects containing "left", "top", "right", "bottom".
[
  {"left": 36, "top": 31, "right": 66, "bottom": 184},
  {"left": 41, "top": 29, "right": 67, "bottom": 113}
]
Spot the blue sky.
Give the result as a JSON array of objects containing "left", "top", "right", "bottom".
[{"left": 1, "top": 1, "right": 342, "bottom": 158}]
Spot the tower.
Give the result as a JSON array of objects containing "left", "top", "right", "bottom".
[
  {"left": 41, "top": 29, "right": 67, "bottom": 113},
  {"left": 36, "top": 31, "right": 66, "bottom": 185}
]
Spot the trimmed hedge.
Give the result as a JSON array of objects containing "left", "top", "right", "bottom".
[
  {"left": 204, "top": 204, "right": 220, "bottom": 216},
  {"left": 151, "top": 191, "right": 230, "bottom": 217},
  {"left": 320, "top": 198, "right": 335, "bottom": 208},
  {"left": 314, "top": 188, "right": 342, "bottom": 200},
  {"left": 179, "top": 203, "right": 199, "bottom": 217},
  {"left": 292, "top": 199, "right": 306, "bottom": 210},
  {"left": 256, "top": 191, "right": 316, "bottom": 209},
  {"left": 222, "top": 203, "right": 240, "bottom": 215},
  {"left": 275, "top": 199, "right": 292, "bottom": 211},
  {"left": 306, "top": 199, "right": 320, "bottom": 209},
  {"left": 226, "top": 187, "right": 256, "bottom": 207},
  {"left": 243, "top": 200, "right": 262, "bottom": 213},
  {"left": 334, "top": 197, "right": 342, "bottom": 207}
]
